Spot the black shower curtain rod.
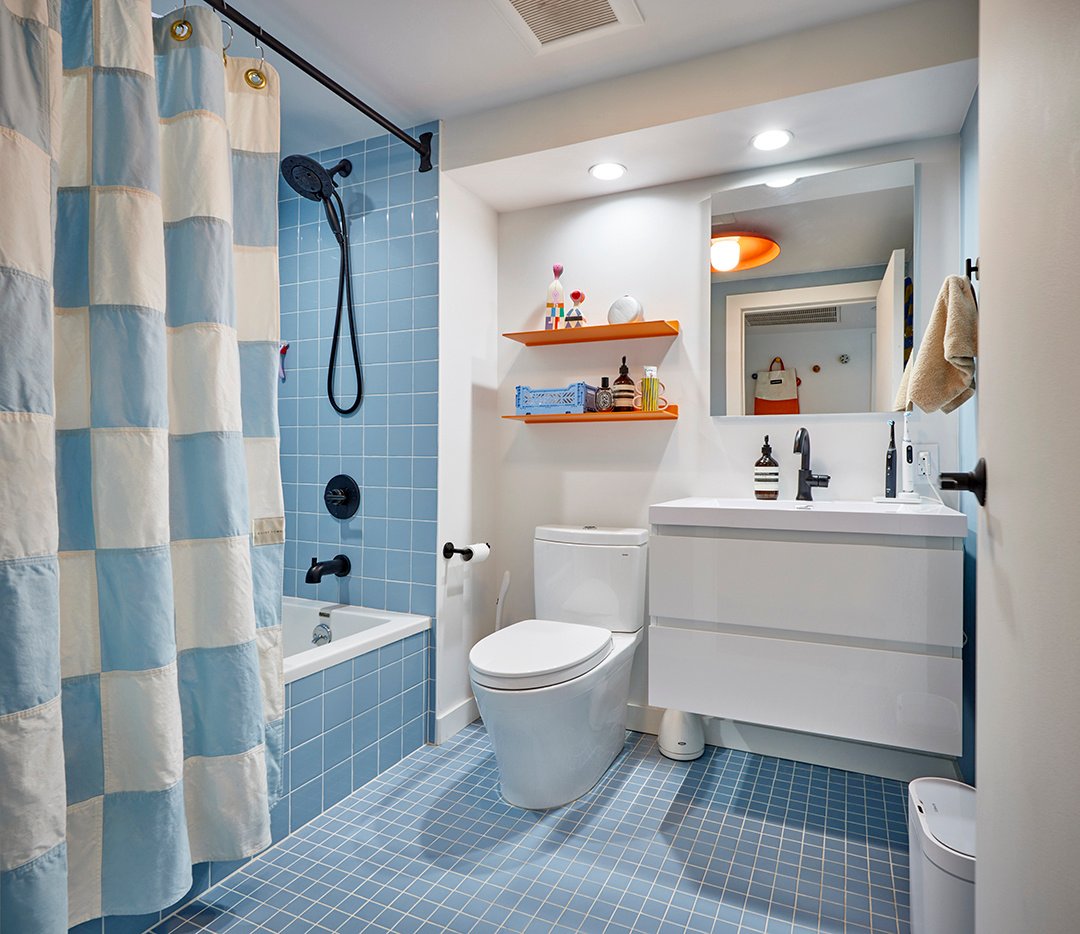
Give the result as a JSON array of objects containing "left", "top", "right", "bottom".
[{"left": 201, "top": 0, "right": 433, "bottom": 172}]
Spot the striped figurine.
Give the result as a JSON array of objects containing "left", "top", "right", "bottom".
[
  {"left": 545, "top": 263, "right": 565, "bottom": 329},
  {"left": 565, "top": 289, "right": 586, "bottom": 327}
]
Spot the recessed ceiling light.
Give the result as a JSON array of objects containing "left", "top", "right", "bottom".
[
  {"left": 765, "top": 175, "right": 798, "bottom": 188},
  {"left": 589, "top": 162, "right": 627, "bottom": 181},
  {"left": 751, "top": 129, "right": 793, "bottom": 152}
]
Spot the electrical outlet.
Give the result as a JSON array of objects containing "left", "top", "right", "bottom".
[{"left": 915, "top": 444, "right": 938, "bottom": 482}]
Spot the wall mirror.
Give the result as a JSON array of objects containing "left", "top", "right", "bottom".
[{"left": 709, "top": 160, "right": 915, "bottom": 416}]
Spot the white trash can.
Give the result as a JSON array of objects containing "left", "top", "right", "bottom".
[{"left": 908, "top": 777, "right": 975, "bottom": 934}]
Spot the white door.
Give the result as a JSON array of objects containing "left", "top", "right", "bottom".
[
  {"left": 873, "top": 248, "right": 904, "bottom": 411},
  {"left": 977, "top": 1, "right": 1080, "bottom": 931}
]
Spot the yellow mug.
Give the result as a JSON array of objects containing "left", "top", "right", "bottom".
[{"left": 635, "top": 378, "right": 668, "bottom": 412}]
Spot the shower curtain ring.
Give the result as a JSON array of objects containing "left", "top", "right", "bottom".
[
  {"left": 245, "top": 34, "right": 268, "bottom": 90},
  {"left": 170, "top": 0, "right": 193, "bottom": 42},
  {"left": 221, "top": 19, "right": 234, "bottom": 66}
]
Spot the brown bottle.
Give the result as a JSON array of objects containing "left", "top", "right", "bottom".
[
  {"left": 754, "top": 435, "right": 780, "bottom": 500},
  {"left": 613, "top": 356, "right": 635, "bottom": 412}
]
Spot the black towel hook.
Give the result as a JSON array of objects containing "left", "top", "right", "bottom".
[{"left": 964, "top": 256, "right": 980, "bottom": 309}]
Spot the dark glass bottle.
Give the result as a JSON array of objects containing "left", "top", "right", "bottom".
[
  {"left": 754, "top": 435, "right": 780, "bottom": 500},
  {"left": 613, "top": 356, "right": 635, "bottom": 412}
]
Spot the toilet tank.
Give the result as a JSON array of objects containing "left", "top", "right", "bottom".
[{"left": 534, "top": 526, "right": 648, "bottom": 633}]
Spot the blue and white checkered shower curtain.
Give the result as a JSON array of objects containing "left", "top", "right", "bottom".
[{"left": 0, "top": 2, "right": 285, "bottom": 928}]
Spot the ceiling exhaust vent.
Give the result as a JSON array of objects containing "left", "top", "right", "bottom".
[
  {"left": 746, "top": 306, "right": 840, "bottom": 327},
  {"left": 492, "top": 0, "right": 643, "bottom": 53}
]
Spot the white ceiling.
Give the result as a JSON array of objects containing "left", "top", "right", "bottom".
[{"left": 170, "top": 0, "right": 921, "bottom": 153}]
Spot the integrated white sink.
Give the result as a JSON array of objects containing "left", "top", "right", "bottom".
[
  {"left": 649, "top": 496, "right": 967, "bottom": 537},
  {"left": 648, "top": 495, "right": 966, "bottom": 756}
]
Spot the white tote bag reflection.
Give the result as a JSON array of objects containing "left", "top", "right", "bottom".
[{"left": 754, "top": 357, "right": 801, "bottom": 415}]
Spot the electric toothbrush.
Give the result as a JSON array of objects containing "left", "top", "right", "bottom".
[
  {"left": 884, "top": 420, "right": 897, "bottom": 498},
  {"left": 901, "top": 410, "right": 916, "bottom": 497},
  {"left": 874, "top": 413, "right": 921, "bottom": 503}
]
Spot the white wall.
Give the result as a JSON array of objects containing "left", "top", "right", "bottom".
[
  {"left": 976, "top": 2, "right": 1080, "bottom": 930},
  {"left": 484, "top": 137, "right": 964, "bottom": 775},
  {"left": 435, "top": 173, "right": 500, "bottom": 741}
]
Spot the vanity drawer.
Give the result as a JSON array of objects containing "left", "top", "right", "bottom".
[
  {"left": 650, "top": 531, "right": 962, "bottom": 648},
  {"left": 649, "top": 623, "right": 962, "bottom": 755}
]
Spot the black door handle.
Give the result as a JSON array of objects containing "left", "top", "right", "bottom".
[{"left": 939, "top": 458, "right": 986, "bottom": 506}]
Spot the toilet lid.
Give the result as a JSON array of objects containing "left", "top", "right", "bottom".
[{"left": 469, "top": 619, "right": 613, "bottom": 690}]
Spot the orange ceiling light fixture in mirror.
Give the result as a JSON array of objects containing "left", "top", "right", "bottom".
[{"left": 709, "top": 231, "right": 781, "bottom": 273}]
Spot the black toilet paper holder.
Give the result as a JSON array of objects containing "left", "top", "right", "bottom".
[{"left": 442, "top": 542, "right": 488, "bottom": 561}]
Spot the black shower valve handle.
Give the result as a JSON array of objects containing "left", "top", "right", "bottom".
[{"left": 323, "top": 475, "right": 360, "bottom": 519}]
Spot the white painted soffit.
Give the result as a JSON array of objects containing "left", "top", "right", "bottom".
[
  {"left": 445, "top": 60, "right": 977, "bottom": 213},
  {"left": 441, "top": 0, "right": 978, "bottom": 171}
]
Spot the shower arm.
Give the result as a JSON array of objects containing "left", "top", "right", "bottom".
[{"left": 202, "top": 0, "right": 433, "bottom": 173}]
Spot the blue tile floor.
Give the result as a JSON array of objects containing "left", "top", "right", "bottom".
[{"left": 151, "top": 724, "right": 910, "bottom": 934}]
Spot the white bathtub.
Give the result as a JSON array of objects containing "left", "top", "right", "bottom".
[{"left": 282, "top": 595, "right": 431, "bottom": 682}]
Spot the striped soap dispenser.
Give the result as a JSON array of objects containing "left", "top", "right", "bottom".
[{"left": 754, "top": 435, "right": 780, "bottom": 500}]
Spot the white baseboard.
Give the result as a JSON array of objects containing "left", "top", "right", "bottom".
[
  {"left": 626, "top": 702, "right": 960, "bottom": 783},
  {"left": 435, "top": 696, "right": 480, "bottom": 744}
]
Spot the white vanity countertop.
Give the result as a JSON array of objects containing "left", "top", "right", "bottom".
[{"left": 649, "top": 496, "right": 968, "bottom": 538}]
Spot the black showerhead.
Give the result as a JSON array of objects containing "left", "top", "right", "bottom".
[{"left": 280, "top": 155, "right": 352, "bottom": 201}]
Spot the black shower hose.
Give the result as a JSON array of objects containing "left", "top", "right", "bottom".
[{"left": 324, "top": 188, "right": 363, "bottom": 415}]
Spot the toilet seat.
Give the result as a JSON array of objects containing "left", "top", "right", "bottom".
[{"left": 469, "top": 619, "right": 613, "bottom": 690}]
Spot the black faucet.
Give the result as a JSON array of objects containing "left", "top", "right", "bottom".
[
  {"left": 306, "top": 554, "right": 351, "bottom": 584},
  {"left": 793, "top": 428, "right": 831, "bottom": 501}
]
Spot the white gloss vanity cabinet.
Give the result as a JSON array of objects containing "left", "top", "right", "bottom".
[{"left": 647, "top": 498, "right": 966, "bottom": 756}]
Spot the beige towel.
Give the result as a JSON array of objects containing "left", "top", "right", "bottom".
[{"left": 894, "top": 275, "right": 978, "bottom": 413}]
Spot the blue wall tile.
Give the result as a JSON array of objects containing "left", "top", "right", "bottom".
[{"left": 278, "top": 126, "right": 438, "bottom": 624}]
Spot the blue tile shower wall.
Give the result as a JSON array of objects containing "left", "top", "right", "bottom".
[{"left": 277, "top": 123, "right": 439, "bottom": 620}]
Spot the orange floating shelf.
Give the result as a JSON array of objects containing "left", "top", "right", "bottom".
[
  {"left": 503, "top": 320, "right": 680, "bottom": 346},
  {"left": 504, "top": 406, "right": 679, "bottom": 424}
]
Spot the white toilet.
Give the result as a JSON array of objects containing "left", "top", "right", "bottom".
[{"left": 468, "top": 525, "right": 647, "bottom": 809}]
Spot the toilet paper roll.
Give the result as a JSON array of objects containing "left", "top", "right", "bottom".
[{"left": 467, "top": 542, "right": 490, "bottom": 563}]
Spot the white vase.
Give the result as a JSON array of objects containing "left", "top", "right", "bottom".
[{"left": 608, "top": 294, "right": 643, "bottom": 324}]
